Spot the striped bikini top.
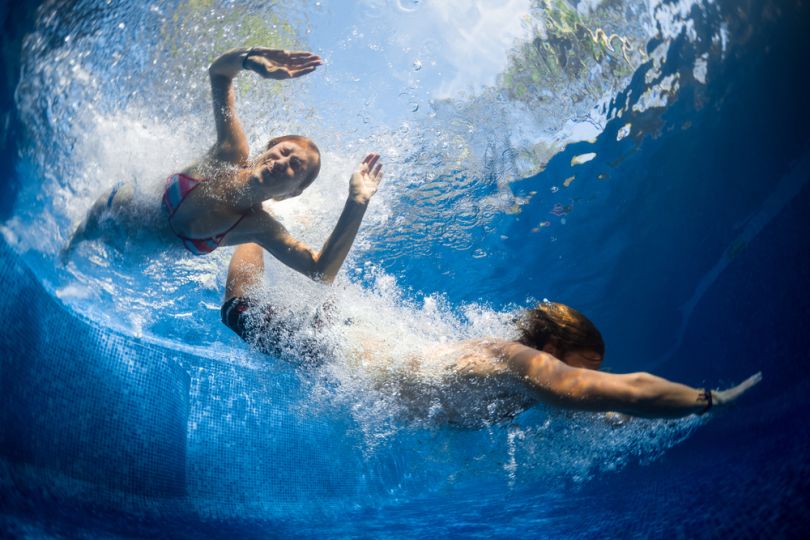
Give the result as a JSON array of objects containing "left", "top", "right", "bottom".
[{"left": 162, "top": 173, "right": 245, "bottom": 255}]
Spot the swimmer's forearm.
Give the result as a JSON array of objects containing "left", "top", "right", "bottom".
[
  {"left": 572, "top": 370, "right": 762, "bottom": 418},
  {"left": 313, "top": 198, "right": 369, "bottom": 283},
  {"left": 604, "top": 373, "right": 713, "bottom": 418},
  {"left": 616, "top": 372, "right": 762, "bottom": 417},
  {"left": 209, "top": 50, "right": 249, "bottom": 163},
  {"left": 246, "top": 199, "right": 367, "bottom": 283},
  {"left": 311, "top": 152, "right": 382, "bottom": 282}
]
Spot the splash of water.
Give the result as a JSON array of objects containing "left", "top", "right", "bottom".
[{"left": 8, "top": 0, "right": 736, "bottom": 487}]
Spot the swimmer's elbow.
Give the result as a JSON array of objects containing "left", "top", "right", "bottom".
[
  {"left": 308, "top": 265, "right": 335, "bottom": 284},
  {"left": 316, "top": 273, "right": 336, "bottom": 285},
  {"left": 305, "top": 252, "right": 334, "bottom": 283}
]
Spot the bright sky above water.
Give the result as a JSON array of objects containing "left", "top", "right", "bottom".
[{"left": 305, "top": 0, "right": 534, "bottom": 127}]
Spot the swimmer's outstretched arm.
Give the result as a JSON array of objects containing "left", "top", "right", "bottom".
[
  {"left": 496, "top": 342, "right": 762, "bottom": 418},
  {"left": 207, "top": 47, "right": 322, "bottom": 165},
  {"left": 223, "top": 153, "right": 384, "bottom": 283}
]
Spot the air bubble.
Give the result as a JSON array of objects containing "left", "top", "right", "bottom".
[
  {"left": 412, "top": 59, "right": 422, "bottom": 71},
  {"left": 397, "top": 0, "right": 421, "bottom": 12},
  {"left": 571, "top": 152, "right": 597, "bottom": 166}
]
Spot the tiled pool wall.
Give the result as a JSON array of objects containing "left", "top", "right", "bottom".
[{"left": 0, "top": 236, "right": 377, "bottom": 523}]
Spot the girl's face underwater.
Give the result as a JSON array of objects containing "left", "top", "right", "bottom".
[{"left": 252, "top": 140, "right": 319, "bottom": 201}]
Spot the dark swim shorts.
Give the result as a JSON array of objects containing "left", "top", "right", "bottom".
[
  {"left": 221, "top": 296, "right": 326, "bottom": 363},
  {"left": 221, "top": 296, "right": 264, "bottom": 342},
  {"left": 221, "top": 296, "right": 283, "bottom": 353}
]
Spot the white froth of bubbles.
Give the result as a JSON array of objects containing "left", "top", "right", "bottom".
[
  {"left": 63, "top": 108, "right": 201, "bottom": 228},
  {"left": 10, "top": 0, "right": 724, "bottom": 490},
  {"left": 242, "top": 265, "right": 707, "bottom": 488},
  {"left": 248, "top": 261, "right": 518, "bottom": 441}
]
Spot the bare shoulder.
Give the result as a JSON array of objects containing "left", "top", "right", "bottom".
[
  {"left": 243, "top": 206, "right": 290, "bottom": 237},
  {"left": 180, "top": 156, "right": 239, "bottom": 183},
  {"left": 453, "top": 339, "right": 543, "bottom": 364},
  {"left": 447, "top": 339, "right": 560, "bottom": 380},
  {"left": 445, "top": 340, "right": 506, "bottom": 377},
  {"left": 451, "top": 338, "right": 505, "bottom": 354},
  {"left": 217, "top": 205, "right": 274, "bottom": 241},
  {"left": 469, "top": 340, "right": 570, "bottom": 381},
  {"left": 222, "top": 205, "right": 305, "bottom": 254},
  {"left": 459, "top": 339, "right": 542, "bottom": 359}
]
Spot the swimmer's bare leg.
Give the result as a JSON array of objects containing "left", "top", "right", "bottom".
[
  {"left": 61, "top": 183, "right": 134, "bottom": 260},
  {"left": 224, "top": 243, "right": 265, "bottom": 303}
]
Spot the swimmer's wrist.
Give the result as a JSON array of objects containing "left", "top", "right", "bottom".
[
  {"left": 349, "top": 195, "right": 370, "bottom": 205},
  {"left": 242, "top": 48, "right": 256, "bottom": 70},
  {"left": 697, "top": 388, "right": 715, "bottom": 415},
  {"left": 210, "top": 48, "right": 247, "bottom": 78}
]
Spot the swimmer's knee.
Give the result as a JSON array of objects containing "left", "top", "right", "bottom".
[
  {"left": 74, "top": 183, "right": 132, "bottom": 239},
  {"left": 100, "top": 183, "right": 132, "bottom": 210},
  {"left": 91, "top": 183, "right": 135, "bottom": 221},
  {"left": 110, "top": 183, "right": 134, "bottom": 208},
  {"left": 63, "top": 183, "right": 138, "bottom": 259}
]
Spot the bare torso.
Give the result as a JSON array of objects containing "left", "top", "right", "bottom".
[
  {"left": 348, "top": 335, "right": 538, "bottom": 426},
  {"left": 168, "top": 160, "right": 253, "bottom": 239}
]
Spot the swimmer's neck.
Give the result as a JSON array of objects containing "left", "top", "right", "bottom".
[
  {"left": 185, "top": 161, "right": 264, "bottom": 211},
  {"left": 208, "top": 167, "right": 267, "bottom": 211},
  {"left": 231, "top": 168, "right": 266, "bottom": 210}
]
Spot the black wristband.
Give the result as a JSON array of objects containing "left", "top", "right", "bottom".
[
  {"left": 242, "top": 48, "right": 255, "bottom": 70},
  {"left": 697, "top": 388, "right": 713, "bottom": 415}
]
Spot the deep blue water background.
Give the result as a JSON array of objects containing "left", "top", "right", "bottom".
[{"left": 2, "top": 0, "right": 810, "bottom": 537}]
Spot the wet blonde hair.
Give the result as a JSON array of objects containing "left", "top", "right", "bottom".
[{"left": 516, "top": 301, "right": 605, "bottom": 357}]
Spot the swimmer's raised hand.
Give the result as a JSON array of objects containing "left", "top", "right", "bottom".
[
  {"left": 209, "top": 47, "right": 323, "bottom": 80},
  {"left": 243, "top": 47, "right": 323, "bottom": 79},
  {"left": 713, "top": 372, "right": 763, "bottom": 407},
  {"left": 350, "top": 153, "right": 384, "bottom": 205}
]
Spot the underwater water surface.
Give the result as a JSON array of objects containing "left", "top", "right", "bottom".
[{"left": 1, "top": 0, "right": 810, "bottom": 537}]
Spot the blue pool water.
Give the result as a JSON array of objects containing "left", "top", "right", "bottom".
[{"left": 2, "top": 0, "right": 809, "bottom": 537}]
